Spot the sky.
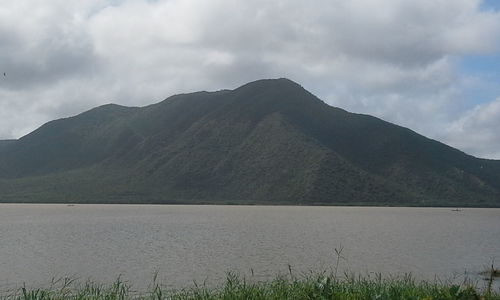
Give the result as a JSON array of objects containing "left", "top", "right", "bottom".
[{"left": 1, "top": 0, "right": 500, "bottom": 159}]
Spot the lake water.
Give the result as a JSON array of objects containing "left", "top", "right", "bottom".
[{"left": 0, "top": 204, "right": 499, "bottom": 292}]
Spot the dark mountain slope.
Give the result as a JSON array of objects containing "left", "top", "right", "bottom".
[
  {"left": 0, "top": 140, "right": 15, "bottom": 151},
  {"left": 0, "top": 104, "right": 140, "bottom": 177},
  {"left": 0, "top": 78, "right": 499, "bottom": 206}
]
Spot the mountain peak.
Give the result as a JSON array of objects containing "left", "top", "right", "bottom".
[
  {"left": 229, "top": 78, "right": 319, "bottom": 109},
  {"left": 235, "top": 78, "right": 303, "bottom": 91}
]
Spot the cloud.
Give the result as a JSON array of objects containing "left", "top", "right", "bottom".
[
  {"left": 0, "top": 0, "right": 499, "bottom": 158},
  {"left": 0, "top": 1, "right": 100, "bottom": 90},
  {"left": 445, "top": 98, "right": 500, "bottom": 159}
]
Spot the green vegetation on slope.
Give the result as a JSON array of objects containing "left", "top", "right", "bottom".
[
  {"left": 0, "top": 78, "right": 499, "bottom": 206},
  {"left": 5, "top": 273, "right": 499, "bottom": 300}
]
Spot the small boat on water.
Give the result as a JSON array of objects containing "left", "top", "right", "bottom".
[{"left": 451, "top": 208, "right": 462, "bottom": 212}]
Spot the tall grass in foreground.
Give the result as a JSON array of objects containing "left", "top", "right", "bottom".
[{"left": 3, "top": 273, "right": 499, "bottom": 300}]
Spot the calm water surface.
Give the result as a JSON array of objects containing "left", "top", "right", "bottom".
[{"left": 0, "top": 204, "right": 498, "bottom": 291}]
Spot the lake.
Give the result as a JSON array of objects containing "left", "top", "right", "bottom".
[{"left": 0, "top": 204, "right": 498, "bottom": 292}]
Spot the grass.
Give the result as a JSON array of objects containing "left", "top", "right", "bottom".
[{"left": 3, "top": 272, "right": 499, "bottom": 300}]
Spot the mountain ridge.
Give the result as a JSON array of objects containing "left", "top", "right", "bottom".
[{"left": 0, "top": 78, "right": 499, "bottom": 206}]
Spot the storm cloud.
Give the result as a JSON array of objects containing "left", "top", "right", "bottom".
[{"left": 1, "top": 0, "right": 500, "bottom": 158}]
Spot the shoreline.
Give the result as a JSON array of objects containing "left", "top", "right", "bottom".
[{"left": 1, "top": 202, "right": 500, "bottom": 208}]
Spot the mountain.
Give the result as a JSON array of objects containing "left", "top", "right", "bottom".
[
  {"left": 0, "top": 78, "right": 499, "bottom": 206},
  {"left": 0, "top": 140, "right": 15, "bottom": 151}
]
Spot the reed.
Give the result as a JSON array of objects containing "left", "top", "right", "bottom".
[{"left": 4, "top": 272, "right": 499, "bottom": 300}]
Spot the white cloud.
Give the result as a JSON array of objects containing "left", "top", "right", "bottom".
[
  {"left": 445, "top": 98, "right": 500, "bottom": 159},
  {"left": 0, "top": 0, "right": 500, "bottom": 158},
  {"left": 0, "top": 1, "right": 101, "bottom": 89}
]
